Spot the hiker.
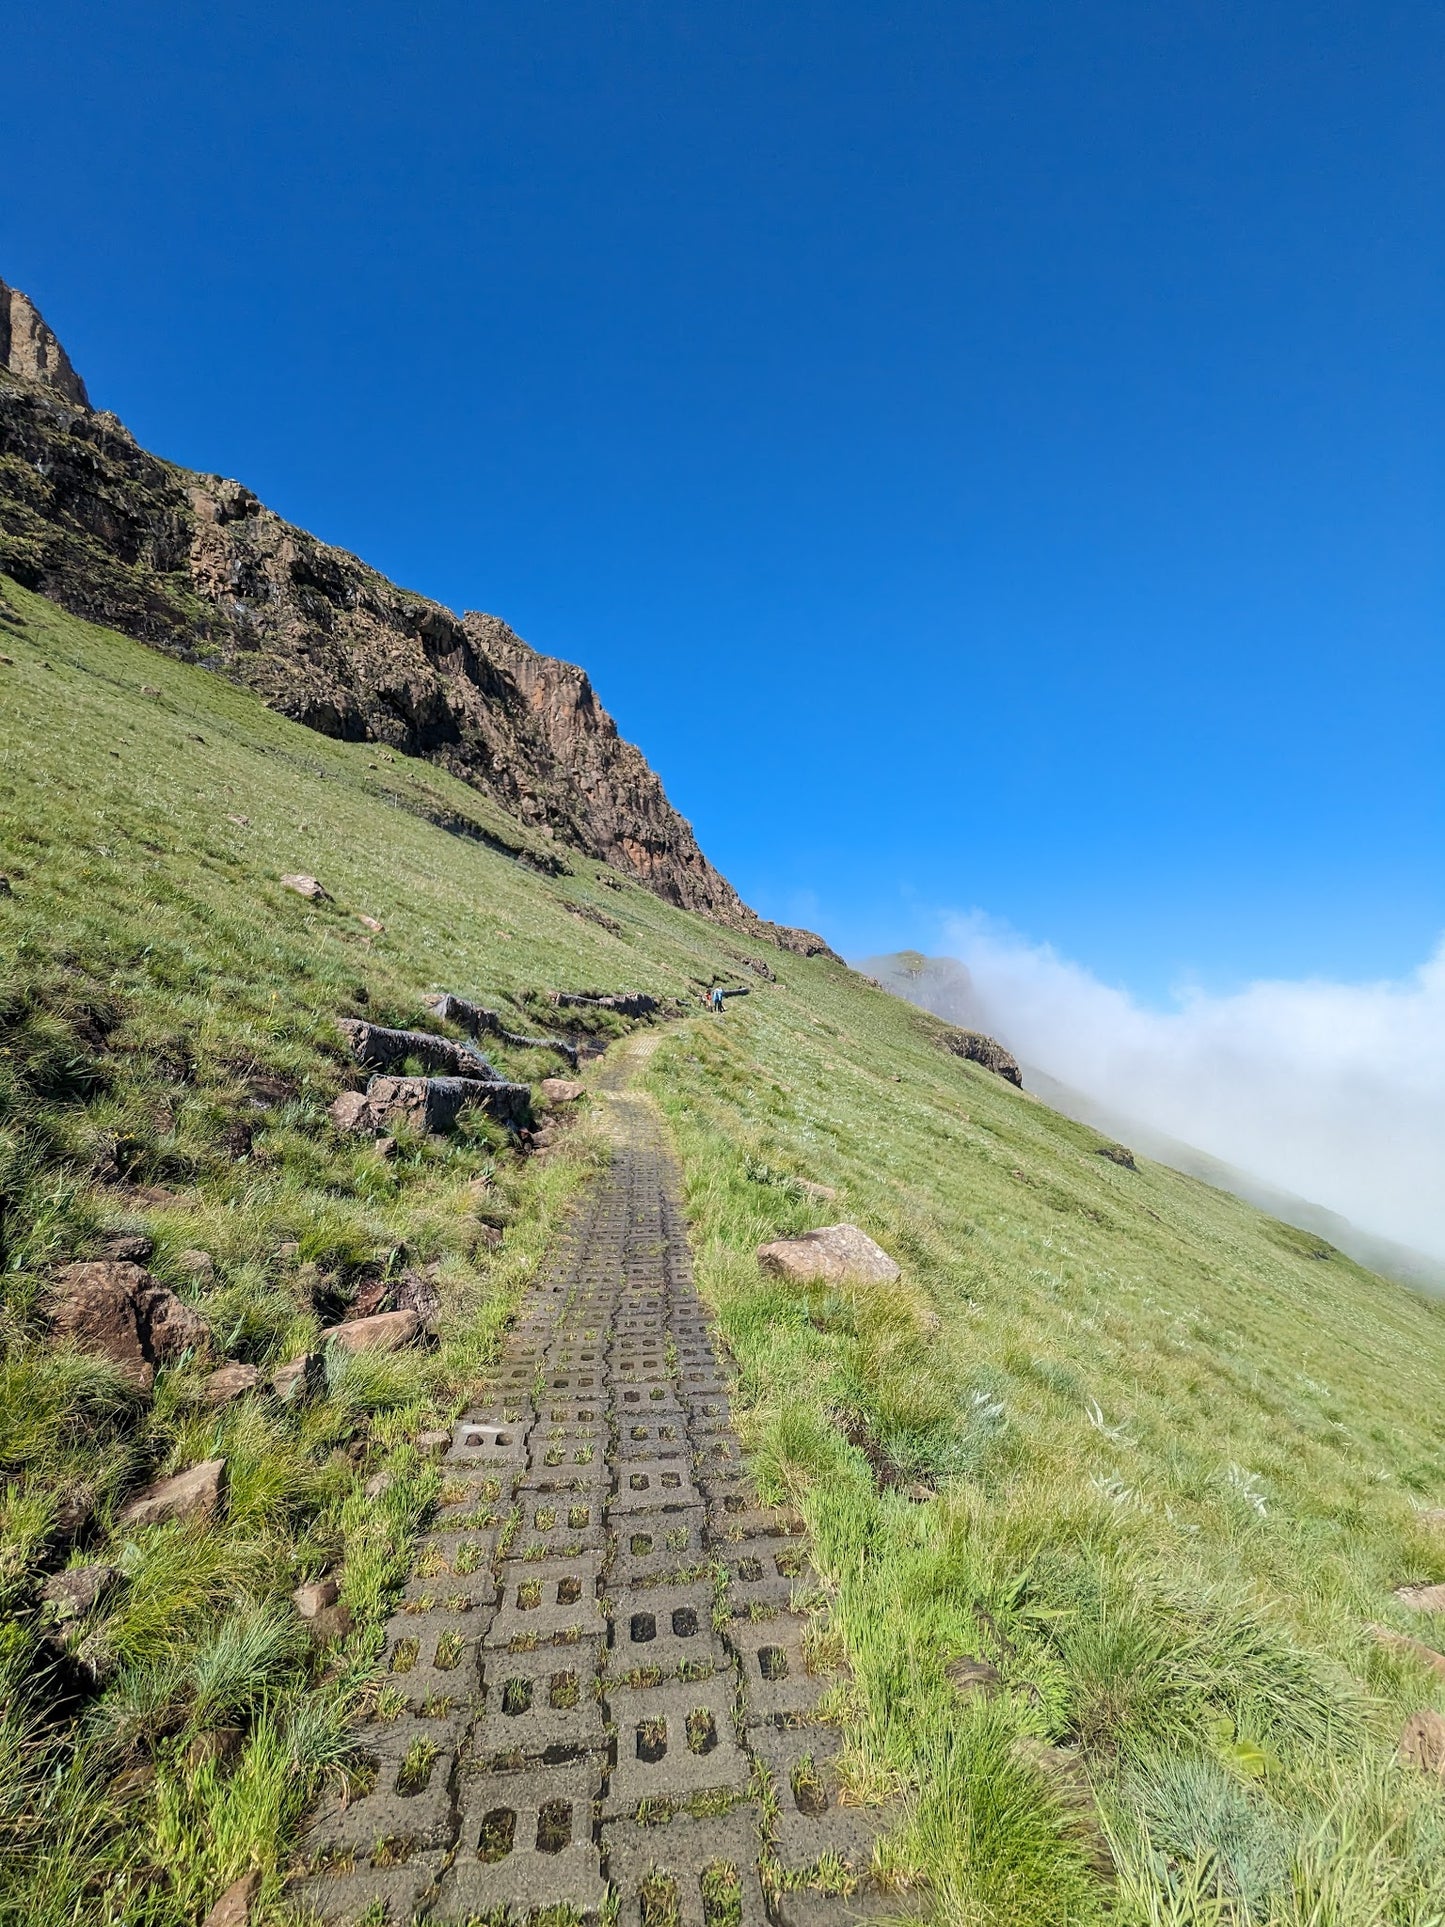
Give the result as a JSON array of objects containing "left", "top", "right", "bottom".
[{"left": 711, "top": 986, "right": 725, "bottom": 1013}]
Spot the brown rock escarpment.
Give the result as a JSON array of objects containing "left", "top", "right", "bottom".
[{"left": 0, "top": 276, "right": 801, "bottom": 934}]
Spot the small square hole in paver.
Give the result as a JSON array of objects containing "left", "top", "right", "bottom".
[
  {"left": 701, "top": 1861, "right": 743, "bottom": 1927},
  {"left": 550, "top": 1671, "right": 580, "bottom": 1708},
  {"left": 757, "top": 1647, "right": 789, "bottom": 1680},
  {"left": 737, "top": 1559, "right": 763, "bottom": 1583},
  {"left": 630, "top": 1474, "right": 651, "bottom": 1491},
  {"left": 478, "top": 1808, "right": 516, "bottom": 1861},
  {"left": 661, "top": 1473, "right": 682, "bottom": 1489},
  {"left": 501, "top": 1676, "right": 533, "bottom": 1716},
  {"left": 557, "top": 1576, "right": 582, "bottom": 1604},
  {"left": 686, "top": 1709, "right": 718, "bottom": 1755},
  {"left": 641, "top": 1873, "right": 681, "bottom": 1927},
  {"left": 630, "top": 1613, "right": 657, "bottom": 1644},
  {"left": 631, "top": 1533, "right": 654, "bottom": 1555},
  {"left": 791, "top": 1761, "right": 829, "bottom": 1817},
  {"left": 536, "top": 1800, "right": 572, "bottom": 1854},
  {"left": 636, "top": 1719, "right": 667, "bottom": 1762},
  {"left": 671, "top": 1608, "right": 698, "bottom": 1638}
]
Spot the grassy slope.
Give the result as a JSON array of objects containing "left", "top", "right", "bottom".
[{"left": 3, "top": 576, "right": 1445, "bottom": 1925}]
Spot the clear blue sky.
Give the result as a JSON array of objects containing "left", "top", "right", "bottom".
[{"left": 5, "top": 1, "right": 1442, "bottom": 998}]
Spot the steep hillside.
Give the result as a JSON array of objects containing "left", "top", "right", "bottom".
[
  {"left": 5, "top": 580, "right": 1445, "bottom": 1926},
  {"left": 0, "top": 275, "right": 838, "bottom": 949}
]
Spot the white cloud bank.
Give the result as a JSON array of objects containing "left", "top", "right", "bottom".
[{"left": 939, "top": 916, "right": 1445, "bottom": 1263}]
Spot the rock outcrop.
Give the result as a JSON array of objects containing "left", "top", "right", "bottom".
[
  {"left": 0, "top": 277, "right": 777, "bottom": 930},
  {"left": 935, "top": 1023, "right": 1024, "bottom": 1088},
  {"left": 0, "top": 280, "right": 89, "bottom": 406}
]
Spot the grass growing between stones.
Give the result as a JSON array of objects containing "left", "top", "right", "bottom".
[{"left": 3, "top": 577, "right": 1445, "bottom": 1923}]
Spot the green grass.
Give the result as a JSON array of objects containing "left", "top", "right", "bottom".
[{"left": 3, "top": 575, "right": 1445, "bottom": 1924}]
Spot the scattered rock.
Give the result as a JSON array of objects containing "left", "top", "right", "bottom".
[
  {"left": 363, "top": 1472, "right": 393, "bottom": 1501},
  {"left": 1095, "top": 1144, "right": 1137, "bottom": 1171},
  {"left": 475, "top": 1222, "right": 504, "bottom": 1251},
  {"left": 40, "top": 1563, "right": 122, "bottom": 1622},
  {"left": 49, "top": 1487, "right": 96, "bottom": 1548},
  {"left": 1367, "top": 1625, "right": 1445, "bottom": 1677},
  {"left": 276, "top": 1241, "right": 301, "bottom": 1260},
  {"left": 292, "top": 1577, "right": 340, "bottom": 1618},
  {"left": 201, "top": 1363, "right": 262, "bottom": 1406},
  {"left": 945, "top": 1654, "right": 1003, "bottom": 1700},
  {"left": 292, "top": 1578, "right": 351, "bottom": 1645},
  {"left": 0, "top": 875, "right": 11, "bottom": 896},
  {"left": 795, "top": 1178, "right": 838, "bottom": 1202},
  {"left": 50, "top": 1261, "right": 212, "bottom": 1392},
  {"left": 280, "top": 873, "right": 329, "bottom": 901},
  {"left": 1416, "top": 1509, "right": 1445, "bottom": 1533},
  {"left": 417, "top": 1428, "right": 450, "bottom": 1449},
  {"left": 271, "top": 1353, "right": 323, "bottom": 1404},
  {"left": 1399, "top": 1709, "right": 1445, "bottom": 1776},
  {"left": 1395, "top": 1584, "right": 1445, "bottom": 1612},
  {"left": 320, "top": 1309, "right": 422, "bottom": 1354},
  {"left": 328, "top": 1090, "right": 374, "bottom": 1133},
  {"left": 374, "top": 1135, "right": 397, "bottom": 1159},
  {"left": 356, "top": 914, "right": 384, "bottom": 933},
  {"left": 395, "top": 1266, "right": 442, "bottom": 1321},
  {"left": 220, "top": 1119, "right": 254, "bottom": 1159},
  {"left": 116, "top": 1457, "right": 227, "bottom": 1531},
  {"left": 540, "top": 1078, "right": 585, "bottom": 1104},
  {"left": 176, "top": 1248, "right": 216, "bottom": 1283},
  {"left": 185, "top": 1727, "right": 246, "bottom": 1775},
  {"left": 226, "top": 813, "right": 250, "bottom": 827},
  {"left": 95, "top": 1231, "right": 154, "bottom": 1264},
  {"left": 756, "top": 1224, "right": 900, "bottom": 1286},
  {"left": 202, "top": 1869, "right": 260, "bottom": 1927}
]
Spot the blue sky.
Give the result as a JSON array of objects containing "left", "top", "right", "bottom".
[{"left": 5, "top": 0, "right": 1442, "bottom": 1001}]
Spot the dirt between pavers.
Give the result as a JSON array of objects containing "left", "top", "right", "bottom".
[{"left": 290, "top": 1086, "right": 893, "bottom": 1924}]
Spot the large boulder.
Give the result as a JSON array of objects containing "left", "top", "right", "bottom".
[
  {"left": 320, "top": 1309, "right": 421, "bottom": 1354},
  {"left": 756, "top": 1224, "right": 900, "bottom": 1286},
  {"left": 116, "top": 1458, "right": 227, "bottom": 1530},
  {"left": 50, "top": 1261, "right": 212, "bottom": 1392}
]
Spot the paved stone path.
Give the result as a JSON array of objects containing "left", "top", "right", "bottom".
[{"left": 291, "top": 1046, "right": 886, "bottom": 1925}]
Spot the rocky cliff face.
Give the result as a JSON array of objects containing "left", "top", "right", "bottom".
[
  {"left": 0, "top": 275, "right": 799, "bottom": 934},
  {"left": 0, "top": 281, "right": 89, "bottom": 407}
]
